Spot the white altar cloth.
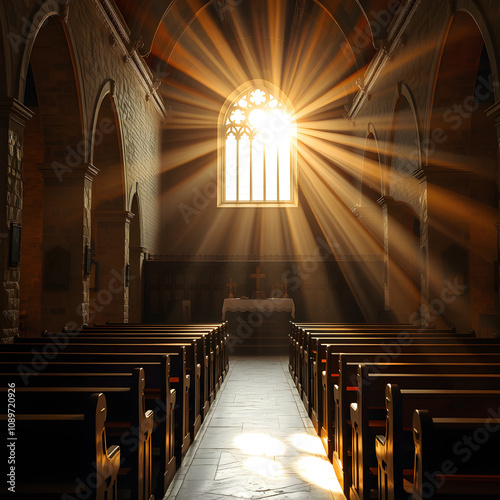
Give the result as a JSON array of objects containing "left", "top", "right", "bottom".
[{"left": 222, "top": 298, "right": 295, "bottom": 321}]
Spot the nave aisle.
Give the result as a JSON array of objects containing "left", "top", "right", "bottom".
[{"left": 164, "top": 356, "right": 345, "bottom": 499}]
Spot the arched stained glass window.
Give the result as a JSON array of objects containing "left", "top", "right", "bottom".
[{"left": 218, "top": 84, "right": 297, "bottom": 207}]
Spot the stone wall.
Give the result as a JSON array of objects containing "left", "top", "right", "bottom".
[{"left": 0, "top": 0, "right": 164, "bottom": 338}]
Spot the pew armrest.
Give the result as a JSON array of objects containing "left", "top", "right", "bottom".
[
  {"left": 145, "top": 409, "right": 155, "bottom": 434},
  {"left": 107, "top": 444, "right": 120, "bottom": 460},
  {"left": 349, "top": 402, "right": 358, "bottom": 423}
]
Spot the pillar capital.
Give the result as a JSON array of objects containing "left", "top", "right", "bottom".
[
  {"left": 487, "top": 100, "right": 500, "bottom": 127},
  {"left": 377, "top": 195, "right": 397, "bottom": 209},
  {"left": 37, "top": 162, "right": 100, "bottom": 183},
  {"left": 93, "top": 209, "right": 135, "bottom": 224},
  {"left": 351, "top": 204, "right": 382, "bottom": 219},
  {"left": 0, "top": 98, "right": 33, "bottom": 126}
]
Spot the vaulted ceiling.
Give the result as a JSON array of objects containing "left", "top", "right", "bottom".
[{"left": 113, "top": 0, "right": 403, "bottom": 73}]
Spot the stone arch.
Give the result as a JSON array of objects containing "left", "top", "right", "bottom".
[
  {"left": 380, "top": 198, "right": 421, "bottom": 324},
  {"left": 424, "top": 8, "right": 498, "bottom": 333},
  {"left": 0, "top": 2, "right": 10, "bottom": 97},
  {"left": 90, "top": 91, "right": 129, "bottom": 324},
  {"left": 18, "top": 2, "right": 87, "bottom": 127},
  {"left": 360, "top": 125, "right": 384, "bottom": 204},
  {"left": 19, "top": 12, "right": 88, "bottom": 334},
  {"left": 387, "top": 83, "right": 422, "bottom": 198},
  {"left": 128, "top": 192, "right": 144, "bottom": 322},
  {"left": 357, "top": 126, "right": 384, "bottom": 250},
  {"left": 381, "top": 86, "right": 423, "bottom": 323}
]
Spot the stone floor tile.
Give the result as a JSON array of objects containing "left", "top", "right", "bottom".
[{"left": 163, "top": 356, "right": 345, "bottom": 500}]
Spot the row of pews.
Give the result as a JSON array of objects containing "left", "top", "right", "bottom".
[
  {"left": 0, "top": 322, "right": 228, "bottom": 500},
  {"left": 289, "top": 322, "right": 500, "bottom": 500}
]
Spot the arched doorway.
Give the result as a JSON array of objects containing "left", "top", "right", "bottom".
[
  {"left": 426, "top": 11, "right": 498, "bottom": 332},
  {"left": 90, "top": 93, "right": 128, "bottom": 324},
  {"left": 384, "top": 96, "right": 422, "bottom": 323},
  {"left": 129, "top": 194, "right": 143, "bottom": 323},
  {"left": 19, "top": 14, "right": 87, "bottom": 334}
]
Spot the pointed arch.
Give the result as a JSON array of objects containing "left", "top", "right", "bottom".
[
  {"left": 360, "top": 123, "right": 384, "bottom": 204},
  {"left": 17, "top": 2, "right": 87, "bottom": 138},
  {"left": 387, "top": 83, "right": 422, "bottom": 200},
  {"left": 0, "top": 2, "right": 10, "bottom": 96},
  {"left": 19, "top": 8, "right": 87, "bottom": 333},
  {"left": 90, "top": 79, "right": 127, "bottom": 210},
  {"left": 128, "top": 192, "right": 143, "bottom": 322}
]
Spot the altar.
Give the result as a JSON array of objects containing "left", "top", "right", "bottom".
[
  {"left": 222, "top": 298, "right": 295, "bottom": 321},
  {"left": 222, "top": 298, "right": 295, "bottom": 355}
]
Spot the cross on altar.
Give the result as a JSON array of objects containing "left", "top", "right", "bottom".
[
  {"left": 250, "top": 266, "right": 266, "bottom": 298},
  {"left": 226, "top": 278, "right": 238, "bottom": 298}
]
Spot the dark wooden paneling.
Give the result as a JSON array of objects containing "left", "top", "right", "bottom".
[{"left": 143, "top": 260, "right": 364, "bottom": 323}]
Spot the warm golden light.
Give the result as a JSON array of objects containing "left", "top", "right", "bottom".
[
  {"left": 294, "top": 456, "right": 343, "bottom": 492},
  {"left": 244, "top": 457, "right": 284, "bottom": 479},
  {"left": 158, "top": 0, "right": 497, "bottom": 327},
  {"left": 289, "top": 433, "right": 326, "bottom": 456},
  {"left": 234, "top": 433, "right": 286, "bottom": 456}
]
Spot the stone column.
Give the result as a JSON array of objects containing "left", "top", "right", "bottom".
[
  {"left": 129, "top": 245, "right": 146, "bottom": 323},
  {"left": 350, "top": 204, "right": 385, "bottom": 322},
  {"left": 487, "top": 101, "right": 500, "bottom": 318},
  {"left": 0, "top": 98, "right": 33, "bottom": 341},
  {"left": 37, "top": 162, "right": 98, "bottom": 333},
  {"left": 378, "top": 196, "right": 421, "bottom": 324},
  {"left": 417, "top": 167, "right": 472, "bottom": 331},
  {"left": 91, "top": 210, "right": 132, "bottom": 324}
]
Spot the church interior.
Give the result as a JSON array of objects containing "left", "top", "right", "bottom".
[{"left": 1, "top": 0, "right": 500, "bottom": 499}]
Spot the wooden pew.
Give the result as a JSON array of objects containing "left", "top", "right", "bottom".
[
  {"left": 16, "top": 336, "right": 204, "bottom": 440},
  {"left": 349, "top": 366, "right": 500, "bottom": 500},
  {"left": 375, "top": 384, "right": 500, "bottom": 499},
  {"left": 0, "top": 355, "right": 176, "bottom": 498},
  {"left": 8, "top": 340, "right": 196, "bottom": 449},
  {"left": 320, "top": 340, "right": 500, "bottom": 462},
  {"left": 63, "top": 334, "right": 209, "bottom": 420},
  {"left": 0, "top": 349, "right": 190, "bottom": 476},
  {"left": 411, "top": 409, "right": 500, "bottom": 500},
  {"left": 0, "top": 369, "right": 153, "bottom": 500},
  {"left": 289, "top": 323, "right": 455, "bottom": 383},
  {"left": 333, "top": 353, "right": 500, "bottom": 465},
  {"left": 290, "top": 326, "right": 451, "bottom": 405},
  {"left": 73, "top": 327, "right": 223, "bottom": 402},
  {"left": 0, "top": 391, "right": 120, "bottom": 500},
  {"left": 320, "top": 341, "right": 500, "bottom": 492},
  {"left": 307, "top": 336, "right": 496, "bottom": 444},
  {"left": 58, "top": 332, "right": 213, "bottom": 415},
  {"left": 80, "top": 323, "right": 228, "bottom": 384},
  {"left": 300, "top": 330, "right": 471, "bottom": 414}
]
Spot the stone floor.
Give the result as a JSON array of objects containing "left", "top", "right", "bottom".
[{"left": 163, "top": 356, "right": 346, "bottom": 500}]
